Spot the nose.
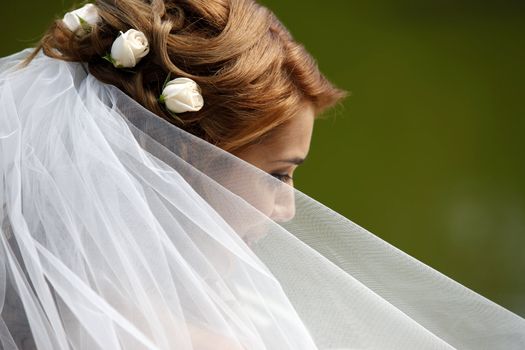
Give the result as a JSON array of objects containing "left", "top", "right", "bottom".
[{"left": 270, "top": 184, "right": 296, "bottom": 222}]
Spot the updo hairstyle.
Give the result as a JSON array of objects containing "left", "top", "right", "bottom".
[{"left": 29, "top": 0, "right": 345, "bottom": 151}]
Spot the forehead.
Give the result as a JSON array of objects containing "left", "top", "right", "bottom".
[
  {"left": 264, "top": 105, "right": 314, "bottom": 156},
  {"left": 235, "top": 105, "right": 315, "bottom": 164}
]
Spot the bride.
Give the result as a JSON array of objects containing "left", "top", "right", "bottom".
[{"left": 0, "top": 0, "right": 523, "bottom": 349}]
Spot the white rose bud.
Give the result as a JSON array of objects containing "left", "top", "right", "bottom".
[
  {"left": 161, "top": 78, "right": 204, "bottom": 113},
  {"left": 109, "top": 29, "right": 150, "bottom": 68},
  {"left": 62, "top": 4, "right": 99, "bottom": 35}
]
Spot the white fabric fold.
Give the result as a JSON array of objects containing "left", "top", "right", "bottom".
[{"left": 0, "top": 49, "right": 523, "bottom": 349}]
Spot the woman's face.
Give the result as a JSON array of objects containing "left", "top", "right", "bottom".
[{"left": 233, "top": 104, "right": 315, "bottom": 222}]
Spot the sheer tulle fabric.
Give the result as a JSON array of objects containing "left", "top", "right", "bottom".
[{"left": 0, "top": 50, "right": 523, "bottom": 350}]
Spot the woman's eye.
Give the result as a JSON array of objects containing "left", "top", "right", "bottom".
[{"left": 271, "top": 173, "right": 293, "bottom": 183}]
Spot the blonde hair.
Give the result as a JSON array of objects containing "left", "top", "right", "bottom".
[{"left": 29, "top": 0, "right": 345, "bottom": 152}]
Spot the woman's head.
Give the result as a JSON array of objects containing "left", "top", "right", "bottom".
[
  {"left": 33, "top": 0, "right": 344, "bottom": 153},
  {"left": 234, "top": 104, "right": 314, "bottom": 221}
]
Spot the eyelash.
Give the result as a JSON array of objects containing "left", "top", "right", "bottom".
[{"left": 271, "top": 173, "right": 293, "bottom": 183}]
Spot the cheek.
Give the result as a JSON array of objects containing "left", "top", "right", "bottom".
[
  {"left": 244, "top": 179, "right": 279, "bottom": 217},
  {"left": 245, "top": 179, "right": 296, "bottom": 222},
  {"left": 214, "top": 168, "right": 278, "bottom": 217},
  {"left": 269, "top": 183, "right": 296, "bottom": 222}
]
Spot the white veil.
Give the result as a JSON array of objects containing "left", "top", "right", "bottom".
[{"left": 0, "top": 50, "right": 523, "bottom": 350}]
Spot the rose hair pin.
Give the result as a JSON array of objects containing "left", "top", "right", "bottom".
[{"left": 63, "top": 3, "right": 204, "bottom": 115}]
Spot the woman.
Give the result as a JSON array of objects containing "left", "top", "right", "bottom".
[{"left": 0, "top": 0, "right": 523, "bottom": 349}]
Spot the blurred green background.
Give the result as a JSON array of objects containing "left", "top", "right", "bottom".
[{"left": 2, "top": 0, "right": 523, "bottom": 316}]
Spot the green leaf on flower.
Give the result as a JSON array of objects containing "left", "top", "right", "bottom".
[
  {"left": 77, "top": 15, "right": 92, "bottom": 34},
  {"left": 102, "top": 54, "right": 136, "bottom": 73},
  {"left": 102, "top": 53, "right": 116, "bottom": 66},
  {"left": 162, "top": 72, "right": 172, "bottom": 91}
]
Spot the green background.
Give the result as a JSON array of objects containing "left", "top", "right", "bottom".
[{"left": 2, "top": 0, "right": 524, "bottom": 316}]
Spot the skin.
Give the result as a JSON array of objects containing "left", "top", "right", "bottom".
[{"left": 233, "top": 104, "right": 315, "bottom": 223}]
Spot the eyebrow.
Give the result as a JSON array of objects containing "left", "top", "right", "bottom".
[{"left": 272, "top": 157, "right": 306, "bottom": 165}]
